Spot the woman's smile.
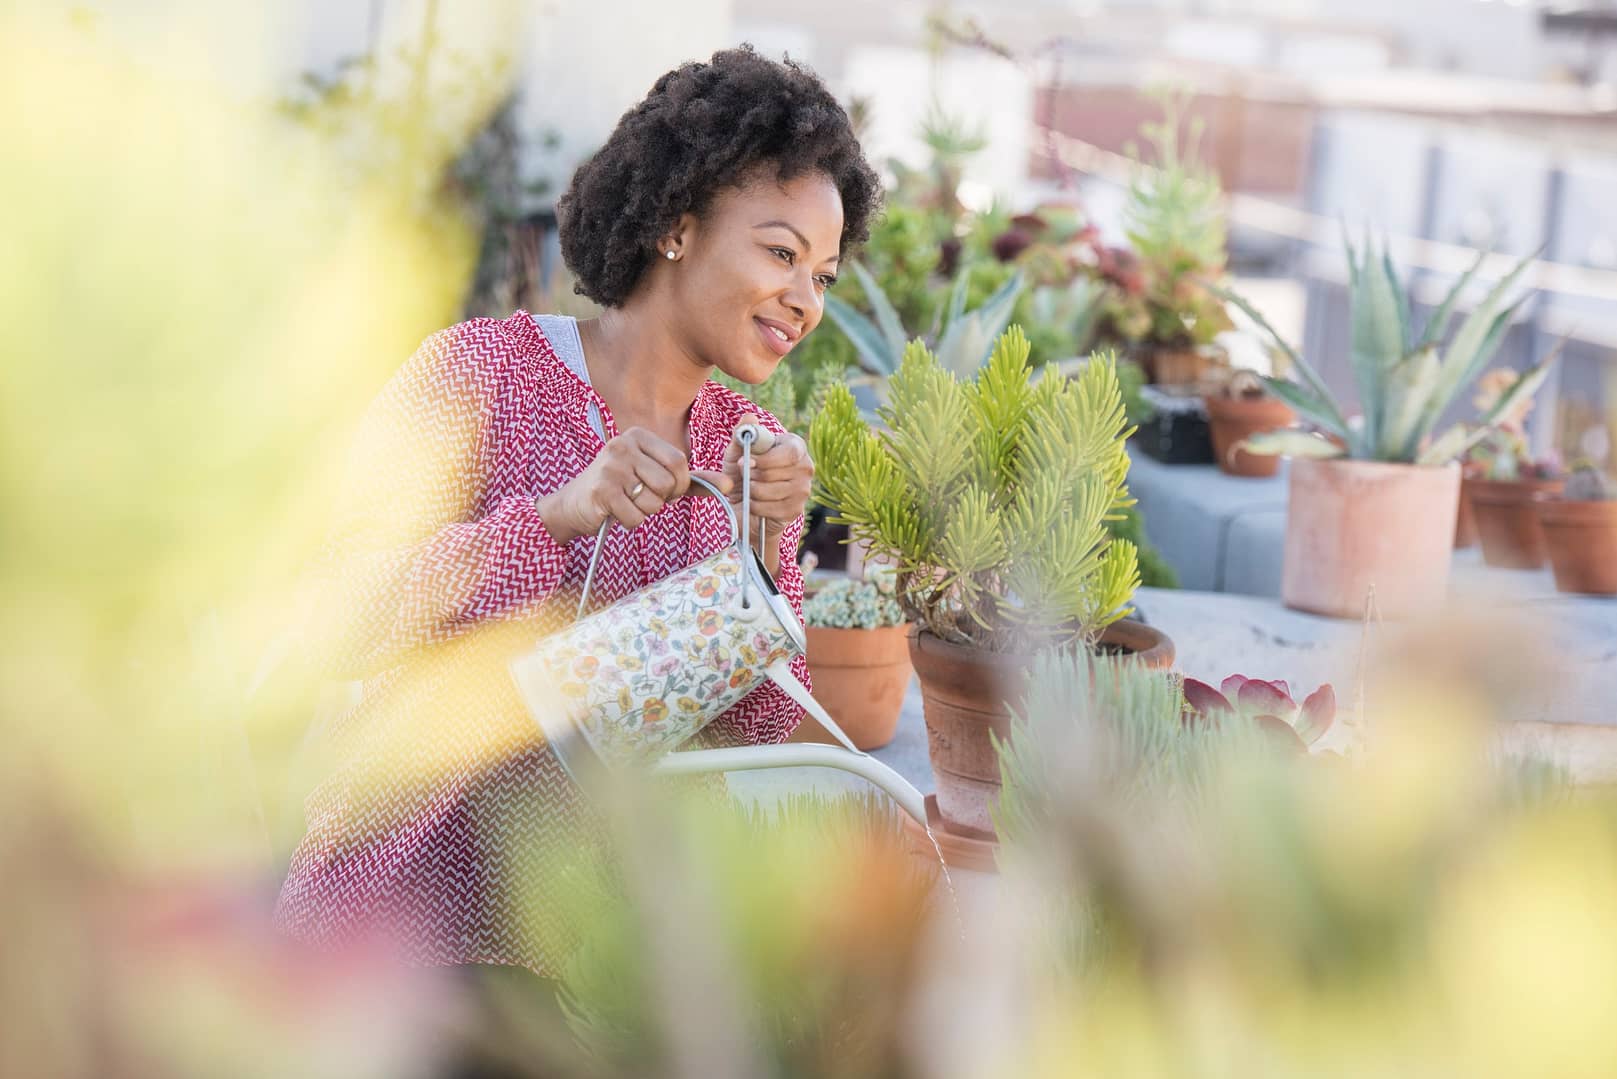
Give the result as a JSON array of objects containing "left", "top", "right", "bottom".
[{"left": 753, "top": 316, "right": 798, "bottom": 358}]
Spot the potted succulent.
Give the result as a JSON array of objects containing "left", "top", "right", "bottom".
[
  {"left": 1222, "top": 239, "right": 1549, "bottom": 618},
  {"left": 1096, "top": 93, "right": 1233, "bottom": 386},
  {"left": 1202, "top": 369, "right": 1296, "bottom": 478},
  {"left": 789, "top": 573, "right": 913, "bottom": 751},
  {"left": 1460, "top": 367, "right": 1563, "bottom": 569},
  {"left": 1536, "top": 462, "right": 1617, "bottom": 595},
  {"left": 809, "top": 326, "right": 1172, "bottom": 855}
]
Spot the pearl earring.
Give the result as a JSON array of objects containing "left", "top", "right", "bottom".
[{"left": 665, "top": 250, "right": 677, "bottom": 261}]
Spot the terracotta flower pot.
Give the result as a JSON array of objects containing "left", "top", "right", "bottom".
[
  {"left": 1465, "top": 476, "right": 1565, "bottom": 569},
  {"left": 1203, "top": 393, "right": 1295, "bottom": 478},
  {"left": 793, "top": 624, "right": 913, "bottom": 751},
  {"left": 1139, "top": 346, "right": 1211, "bottom": 386},
  {"left": 1282, "top": 457, "right": 1461, "bottom": 620},
  {"left": 1536, "top": 499, "right": 1617, "bottom": 595},
  {"left": 907, "top": 621, "right": 1175, "bottom": 842}
]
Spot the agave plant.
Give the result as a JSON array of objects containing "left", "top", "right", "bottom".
[
  {"left": 1219, "top": 238, "right": 1553, "bottom": 466},
  {"left": 1181, "top": 674, "right": 1336, "bottom": 752},
  {"left": 825, "top": 259, "right": 1024, "bottom": 380}
]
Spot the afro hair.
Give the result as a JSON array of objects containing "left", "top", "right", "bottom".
[{"left": 556, "top": 45, "right": 882, "bottom": 308}]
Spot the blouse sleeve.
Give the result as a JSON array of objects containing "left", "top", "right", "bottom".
[
  {"left": 700, "top": 510, "right": 810, "bottom": 746},
  {"left": 306, "top": 326, "right": 572, "bottom": 679}
]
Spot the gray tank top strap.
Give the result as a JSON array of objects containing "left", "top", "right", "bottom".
[{"left": 532, "top": 313, "right": 606, "bottom": 441}]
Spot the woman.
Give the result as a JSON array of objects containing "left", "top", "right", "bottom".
[{"left": 276, "top": 46, "right": 882, "bottom": 973}]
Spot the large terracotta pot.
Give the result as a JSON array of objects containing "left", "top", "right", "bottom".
[
  {"left": 1282, "top": 457, "right": 1461, "bottom": 619},
  {"left": 1203, "top": 393, "right": 1294, "bottom": 478},
  {"left": 791, "top": 624, "right": 913, "bottom": 751},
  {"left": 907, "top": 621, "right": 1175, "bottom": 841},
  {"left": 1536, "top": 499, "right": 1617, "bottom": 595},
  {"left": 1465, "top": 476, "right": 1565, "bottom": 569}
]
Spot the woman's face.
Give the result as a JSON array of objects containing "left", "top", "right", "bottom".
[{"left": 663, "top": 168, "right": 845, "bottom": 385}]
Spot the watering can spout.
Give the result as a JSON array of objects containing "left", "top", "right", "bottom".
[{"left": 648, "top": 743, "right": 929, "bottom": 828}]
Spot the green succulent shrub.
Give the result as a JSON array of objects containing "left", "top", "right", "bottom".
[{"left": 808, "top": 326, "right": 1140, "bottom": 653}]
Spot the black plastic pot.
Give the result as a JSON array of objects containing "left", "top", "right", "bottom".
[{"left": 1130, "top": 386, "right": 1214, "bottom": 465}]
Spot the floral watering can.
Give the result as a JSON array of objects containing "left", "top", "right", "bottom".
[{"left": 510, "top": 428, "right": 927, "bottom": 826}]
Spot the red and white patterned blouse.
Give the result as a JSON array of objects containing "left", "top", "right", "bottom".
[{"left": 275, "top": 310, "right": 808, "bottom": 973}]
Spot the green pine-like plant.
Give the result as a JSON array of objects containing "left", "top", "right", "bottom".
[
  {"left": 1220, "top": 238, "right": 1553, "bottom": 465},
  {"left": 808, "top": 326, "right": 1141, "bottom": 653}
]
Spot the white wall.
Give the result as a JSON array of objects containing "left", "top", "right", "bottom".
[
  {"left": 842, "top": 44, "right": 1035, "bottom": 203},
  {"left": 517, "top": 0, "right": 735, "bottom": 205}
]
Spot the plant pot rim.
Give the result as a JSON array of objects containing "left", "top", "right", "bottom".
[
  {"left": 1202, "top": 391, "right": 1292, "bottom": 413},
  {"left": 1293, "top": 456, "right": 1460, "bottom": 477},
  {"left": 1466, "top": 475, "right": 1564, "bottom": 496},
  {"left": 805, "top": 622, "right": 912, "bottom": 634},
  {"left": 909, "top": 619, "right": 1172, "bottom": 665}
]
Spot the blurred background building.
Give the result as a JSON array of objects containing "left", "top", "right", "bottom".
[{"left": 267, "top": 0, "right": 1615, "bottom": 461}]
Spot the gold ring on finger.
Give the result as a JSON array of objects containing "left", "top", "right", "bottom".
[{"left": 629, "top": 482, "right": 646, "bottom": 498}]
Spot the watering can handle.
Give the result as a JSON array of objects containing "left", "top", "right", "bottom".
[{"left": 575, "top": 474, "right": 740, "bottom": 621}]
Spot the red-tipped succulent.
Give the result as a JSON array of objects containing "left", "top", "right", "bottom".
[{"left": 1181, "top": 674, "right": 1336, "bottom": 751}]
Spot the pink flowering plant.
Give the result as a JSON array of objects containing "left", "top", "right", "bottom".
[
  {"left": 1465, "top": 366, "right": 1559, "bottom": 481},
  {"left": 1181, "top": 674, "right": 1336, "bottom": 752}
]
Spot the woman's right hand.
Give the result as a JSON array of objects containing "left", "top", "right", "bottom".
[{"left": 535, "top": 427, "right": 732, "bottom": 545}]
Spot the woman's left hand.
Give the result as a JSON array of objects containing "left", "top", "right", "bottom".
[{"left": 722, "top": 413, "right": 814, "bottom": 536}]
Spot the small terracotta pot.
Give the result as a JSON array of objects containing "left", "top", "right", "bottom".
[
  {"left": 908, "top": 621, "right": 1174, "bottom": 841},
  {"left": 792, "top": 624, "right": 913, "bottom": 751},
  {"left": 1139, "top": 346, "right": 1212, "bottom": 386},
  {"left": 1465, "top": 476, "right": 1565, "bottom": 569},
  {"left": 1282, "top": 457, "right": 1461, "bottom": 619},
  {"left": 1203, "top": 393, "right": 1295, "bottom": 478},
  {"left": 1536, "top": 498, "right": 1617, "bottom": 595}
]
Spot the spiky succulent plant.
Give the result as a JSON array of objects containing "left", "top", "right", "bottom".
[
  {"left": 1220, "top": 239, "right": 1552, "bottom": 465},
  {"left": 808, "top": 326, "right": 1140, "bottom": 653},
  {"left": 1565, "top": 462, "right": 1617, "bottom": 502},
  {"left": 825, "top": 260, "right": 1025, "bottom": 380}
]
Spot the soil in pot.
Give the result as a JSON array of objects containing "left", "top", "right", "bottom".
[
  {"left": 790, "top": 624, "right": 913, "bottom": 751},
  {"left": 1466, "top": 476, "right": 1565, "bottom": 569},
  {"left": 1204, "top": 392, "right": 1294, "bottom": 478},
  {"left": 906, "top": 621, "right": 1175, "bottom": 864},
  {"left": 1537, "top": 499, "right": 1617, "bottom": 595},
  {"left": 1282, "top": 457, "right": 1461, "bottom": 619}
]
